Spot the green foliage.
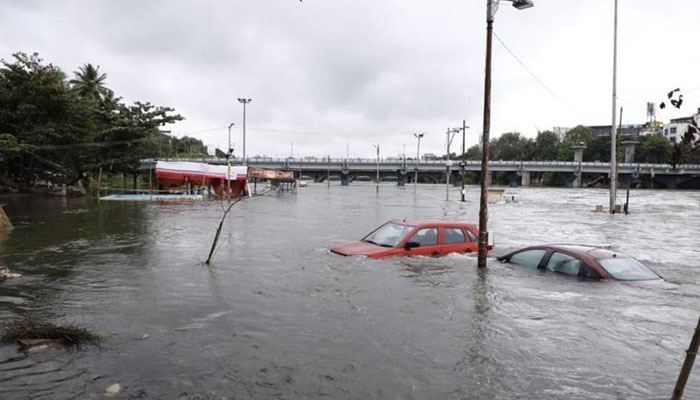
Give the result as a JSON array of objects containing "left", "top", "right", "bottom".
[
  {"left": 69, "top": 63, "right": 111, "bottom": 102},
  {"left": 490, "top": 132, "right": 530, "bottom": 160},
  {"left": 0, "top": 52, "right": 183, "bottom": 189},
  {"left": 556, "top": 143, "right": 573, "bottom": 161},
  {"left": 563, "top": 125, "right": 593, "bottom": 145},
  {"left": 531, "top": 131, "right": 559, "bottom": 161},
  {"left": 584, "top": 136, "right": 611, "bottom": 162},
  {"left": 465, "top": 144, "right": 481, "bottom": 160},
  {"left": 637, "top": 134, "right": 672, "bottom": 163}
]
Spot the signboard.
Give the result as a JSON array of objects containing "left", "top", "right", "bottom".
[{"left": 248, "top": 167, "right": 294, "bottom": 180}]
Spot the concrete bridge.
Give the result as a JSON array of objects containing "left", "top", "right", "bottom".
[{"left": 142, "top": 158, "right": 700, "bottom": 189}]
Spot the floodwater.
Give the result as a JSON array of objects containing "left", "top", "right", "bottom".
[{"left": 1, "top": 184, "right": 699, "bottom": 399}]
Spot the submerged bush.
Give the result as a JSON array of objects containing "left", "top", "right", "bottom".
[{"left": 1, "top": 318, "right": 101, "bottom": 346}]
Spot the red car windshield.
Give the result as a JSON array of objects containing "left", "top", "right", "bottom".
[
  {"left": 362, "top": 222, "right": 414, "bottom": 248},
  {"left": 598, "top": 258, "right": 660, "bottom": 281}
]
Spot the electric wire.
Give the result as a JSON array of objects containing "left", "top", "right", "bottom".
[{"left": 493, "top": 30, "right": 601, "bottom": 119}]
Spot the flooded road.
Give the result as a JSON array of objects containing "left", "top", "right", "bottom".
[{"left": 1, "top": 184, "right": 699, "bottom": 399}]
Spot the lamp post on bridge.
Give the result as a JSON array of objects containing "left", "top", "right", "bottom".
[
  {"left": 237, "top": 98, "right": 252, "bottom": 164},
  {"left": 478, "top": 0, "right": 534, "bottom": 269},
  {"left": 461, "top": 120, "right": 470, "bottom": 202},
  {"left": 446, "top": 128, "right": 459, "bottom": 201},
  {"left": 227, "top": 123, "right": 235, "bottom": 198},
  {"left": 373, "top": 144, "right": 380, "bottom": 193},
  {"left": 413, "top": 133, "right": 425, "bottom": 195}
]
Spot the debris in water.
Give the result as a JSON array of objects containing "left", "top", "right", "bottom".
[
  {"left": 17, "top": 338, "right": 65, "bottom": 353},
  {"left": 104, "top": 383, "right": 121, "bottom": 397},
  {"left": 1, "top": 266, "right": 21, "bottom": 280}
]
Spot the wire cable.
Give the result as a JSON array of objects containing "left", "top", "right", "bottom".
[{"left": 493, "top": 30, "right": 601, "bottom": 119}]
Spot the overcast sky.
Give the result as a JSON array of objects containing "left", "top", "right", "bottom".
[{"left": 2, "top": 0, "right": 699, "bottom": 158}]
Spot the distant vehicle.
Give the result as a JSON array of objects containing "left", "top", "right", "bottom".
[
  {"left": 330, "top": 219, "right": 488, "bottom": 259},
  {"left": 497, "top": 245, "right": 663, "bottom": 281}
]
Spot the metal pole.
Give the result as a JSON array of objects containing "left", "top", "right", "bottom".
[
  {"left": 478, "top": 1, "right": 495, "bottom": 269},
  {"left": 238, "top": 98, "right": 252, "bottom": 164},
  {"left": 227, "top": 123, "right": 234, "bottom": 197},
  {"left": 414, "top": 135, "right": 422, "bottom": 195},
  {"left": 375, "top": 145, "right": 380, "bottom": 193},
  {"left": 327, "top": 155, "right": 330, "bottom": 189},
  {"left": 446, "top": 128, "right": 452, "bottom": 201},
  {"left": 609, "top": 0, "right": 618, "bottom": 214},
  {"left": 461, "top": 119, "right": 467, "bottom": 202}
]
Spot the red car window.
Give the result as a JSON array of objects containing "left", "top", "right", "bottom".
[
  {"left": 409, "top": 228, "right": 438, "bottom": 246},
  {"left": 464, "top": 228, "right": 478, "bottom": 242},
  {"left": 444, "top": 228, "right": 466, "bottom": 244}
]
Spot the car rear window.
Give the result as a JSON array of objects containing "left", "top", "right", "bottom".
[
  {"left": 508, "top": 249, "right": 546, "bottom": 269},
  {"left": 545, "top": 252, "right": 581, "bottom": 277},
  {"left": 598, "top": 258, "right": 660, "bottom": 281},
  {"left": 444, "top": 228, "right": 466, "bottom": 244}
]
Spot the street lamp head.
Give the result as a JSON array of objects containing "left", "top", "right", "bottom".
[
  {"left": 512, "top": 0, "right": 534, "bottom": 10},
  {"left": 414, "top": 133, "right": 425, "bottom": 139},
  {"left": 238, "top": 98, "right": 252, "bottom": 104},
  {"left": 228, "top": 122, "right": 235, "bottom": 128}
]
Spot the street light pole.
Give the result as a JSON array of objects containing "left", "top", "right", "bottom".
[
  {"left": 609, "top": 0, "right": 618, "bottom": 214},
  {"left": 237, "top": 98, "right": 252, "bottom": 164},
  {"left": 413, "top": 133, "right": 424, "bottom": 195},
  {"left": 227, "top": 123, "right": 234, "bottom": 197},
  {"left": 461, "top": 120, "right": 469, "bottom": 202},
  {"left": 373, "top": 144, "right": 380, "bottom": 193},
  {"left": 446, "top": 128, "right": 458, "bottom": 201},
  {"left": 478, "top": 0, "right": 534, "bottom": 269}
]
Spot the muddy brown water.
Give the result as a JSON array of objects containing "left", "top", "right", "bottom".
[{"left": 1, "top": 185, "right": 699, "bottom": 399}]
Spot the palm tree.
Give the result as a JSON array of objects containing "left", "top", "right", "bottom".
[{"left": 69, "top": 63, "right": 110, "bottom": 101}]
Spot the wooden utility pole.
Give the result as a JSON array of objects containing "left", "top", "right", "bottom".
[
  {"left": 672, "top": 315, "right": 700, "bottom": 400},
  {"left": 478, "top": 6, "right": 494, "bottom": 269}
]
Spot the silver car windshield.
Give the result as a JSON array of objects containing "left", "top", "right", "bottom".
[
  {"left": 362, "top": 222, "right": 414, "bottom": 248},
  {"left": 598, "top": 258, "right": 660, "bottom": 281}
]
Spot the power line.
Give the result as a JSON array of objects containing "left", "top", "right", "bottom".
[{"left": 493, "top": 30, "right": 600, "bottom": 119}]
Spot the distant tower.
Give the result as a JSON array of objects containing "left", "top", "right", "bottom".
[{"left": 646, "top": 102, "right": 656, "bottom": 123}]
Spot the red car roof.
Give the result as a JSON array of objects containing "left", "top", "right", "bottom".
[{"left": 389, "top": 218, "right": 476, "bottom": 229}]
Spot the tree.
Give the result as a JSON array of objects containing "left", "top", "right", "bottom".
[
  {"left": 69, "top": 63, "right": 111, "bottom": 102},
  {"left": 670, "top": 118, "right": 700, "bottom": 167},
  {"left": 563, "top": 125, "right": 593, "bottom": 145},
  {"left": 531, "top": 131, "right": 559, "bottom": 161},
  {"left": 0, "top": 52, "right": 183, "bottom": 192},
  {"left": 0, "top": 52, "right": 96, "bottom": 187},
  {"left": 490, "top": 132, "right": 531, "bottom": 160},
  {"left": 464, "top": 144, "right": 481, "bottom": 160},
  {"left": 584, "top": 136, "right": 611, "bottom": 162},
  {"left": 637, "top": 134, "right": 672, "bottom": 164}
]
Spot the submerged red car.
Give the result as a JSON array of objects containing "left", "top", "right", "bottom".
[
  {"left": 497, "top": 245, "right": 663, "bottom": 281},
  {"left": 330, "top": 219, "right": 489, "bottom": 259}
]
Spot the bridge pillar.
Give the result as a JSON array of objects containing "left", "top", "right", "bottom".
[
  {"left": 618, "top": 173, "right": 635, "bottom": 188},
  {"left": 563, "top": 172, "right": 580, "bottom": 188},
  {"left": 506, "top": 171, "right": 521, "bottom": 187},
  {"left": 451, "top": 170, "right": 462, "bottom": 186},
  {"left": 397, "top": 169, "right": 408, "bottom": 186},
  {"left": 521, "top": 171, "right": 531, "bottom": 187},
  {"left": 622, "top": 139, "right": 638, "bottom": 163},
  {"left": 341, "top": 168, "right": 350, "bottom": 186}
]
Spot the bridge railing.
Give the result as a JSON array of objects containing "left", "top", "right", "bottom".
[{"left": 141, "top": 158, "right": 700, "bottom": 172}]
